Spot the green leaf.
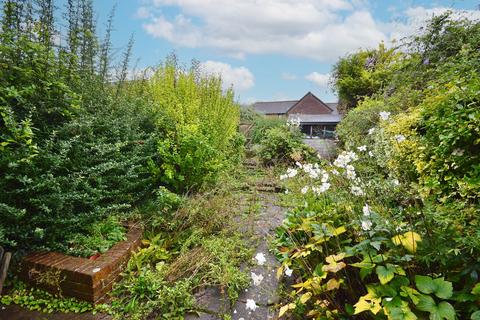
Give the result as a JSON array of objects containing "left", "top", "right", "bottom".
[
  {"left": 433, "top": 278, "right": 453, "bottom": 299},
  {"left": 416, "top": 295, "right": 436, "bottom": 313},
  {"left": 435, "top": 302, "right": 455, "bottom": 320},
  {"left": 377, "top": 265, "right": 395, "bottom": 285},
  {"left": 384, "top": 297, "right": 417, "bottom": 320},
  {"left": 471, "top": 310, "right": 480, "bottom": 320},
  {"left": 472, "top": 283, "right": 480, "bottom": 296},
  {"left": 416, "top": 295, "right": 456, "bottom": 320},
  {"left": 415, "top": 276, "right": 453, "bottom": 299},
  {"left": 416, "top": 276, "right": 436, "bottom": 295}
]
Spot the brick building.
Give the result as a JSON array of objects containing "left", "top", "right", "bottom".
[{"left": 252, "top": 92, "right": 341, "bottom": 138}]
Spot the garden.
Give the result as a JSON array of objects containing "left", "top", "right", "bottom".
[
  {"left": 0, "top": 1, "right": 479, "bottom": 320},
  {"left": 274, "top": 13, "right": 480, "bottom": 320}
]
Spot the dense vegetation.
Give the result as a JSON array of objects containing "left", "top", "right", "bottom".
[
  {"left": 275, "top": 13, "right": 480, "bottom": 319},
  {"left": 0, "top": 0, "right": 241, "bottom": 257}
]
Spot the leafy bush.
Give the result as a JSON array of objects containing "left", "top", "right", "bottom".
[
  {"left": 257, "top": 124, "right": 315, "bottom": 165},
  {"left": 147, "top": 58, "right": 241, "bottom": 192}
]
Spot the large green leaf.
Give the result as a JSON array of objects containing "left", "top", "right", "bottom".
[
  {"left": 377, "top": 265, "right": 395, "bottom": 285},
  {"left": 384, "top": 297, "right": 417, "bottom": 320},
  {"left": 415, "top": 276, "right": 453, "bottom": 299},
  {"left": 416, "top": 295, "right": 455, "bottom": 320},
  {"left": 471, "top": 310, "right": 480, "bottom": 320}
]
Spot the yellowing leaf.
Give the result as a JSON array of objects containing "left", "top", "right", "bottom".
[
  {"left": 278, "top": 305, "right": 289, "bottom": 318},
  {"left": 277, "top": 265, "right": 284, "bottom": 280},
  {"left": 334, "top": 226, "right": 347, "bottom": 236},
  {"left": 354, "top": 293, "right": 382, "bottom": 315},
  {"left": 299, "top": 292, "right": 312, "bottom": 304},
  {"left": 326, "top": 278, "right": 340, "bottom": 291},
  {"left": 392, "top": 231, "right": 422, "bottom": 253}
]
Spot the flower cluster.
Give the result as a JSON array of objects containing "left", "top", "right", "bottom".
[
  {"left": 287, "top": 117, "right": 301, "bottom": 127},
  {"left": 279, "top": 168, "right": 298, "bottom": 180}
]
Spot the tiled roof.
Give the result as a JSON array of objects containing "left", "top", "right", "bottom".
[
  {"left": 252, "top": 100, "right": 339, "bottom": 115},
  {"left": 252, "top": 100, "right": 297, "bottom": 114}
]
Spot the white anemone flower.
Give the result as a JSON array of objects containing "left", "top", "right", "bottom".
[
  {"left": 301, "top": 186, "right": 309, "bottom": 194},
  {"left": 361, "top": 220, "right": 373, "bottom": 231},
  {"left": 363, "top": 204, "right": 371, "bottom": 216},
  {"left": 379, "top": 111, "right": 391, "bottom": 120},
  {"left": 357, "top": 145, "right": 367, "bottom": 152},
  {"left": 284, "top": 265, "right": 293, "bottom": 277},
  {"left": 351, "top": 185, "right": 365, "bottom": 196}
]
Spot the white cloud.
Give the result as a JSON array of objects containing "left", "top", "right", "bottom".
[
  {"left": 141, "top": 0, "right": 383, "bottom": 61},
  {"left": 139, "top": 1, "right": 480, "bottom": 61},
  {"left": 199, "top": 60, "right": 254, "bottom": 91},
  {"left": 306, "top": 72, "right": 331, "bottom": 88},
  {"left": 135, "top": 6, "right": 153, "bottom": 19},
  {"left": 281, "top": 72, "right": 297, "bottom": 80}
]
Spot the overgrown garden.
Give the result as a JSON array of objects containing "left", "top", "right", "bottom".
[
  {"left": 275, "top": 13, "right": 480, "bottom": 320},
  {"left": 0, "top": 0, "right": 251, "bottom": 318}
]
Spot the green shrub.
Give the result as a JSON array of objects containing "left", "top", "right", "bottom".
[
  {"left": 147, "top": 58, "right": 241, "bottom": 192},
  {"left": 257, "top": 125, "right": 314, "bottom": 165}
]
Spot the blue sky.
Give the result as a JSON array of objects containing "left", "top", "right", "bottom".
[{"left": 75, "top": 0, "right": 479, "bottom": 103}]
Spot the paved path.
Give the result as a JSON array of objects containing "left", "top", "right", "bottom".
[
  {"left": 303, "top": 138, "right": 337, "bottom": 159},
  {"left": 186, "top": 176, "right": 285, "bottom": 320},
  {"left": 231, "top": 192, "right": 284, "bottom": 320}
]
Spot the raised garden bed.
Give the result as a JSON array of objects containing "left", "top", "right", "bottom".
[{"left": 18, "top": 224, "right": 142, "bottom": 304}]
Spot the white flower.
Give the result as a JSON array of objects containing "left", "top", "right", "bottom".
[
  {"left": 357, "top": 145, "right": 367, "bottom": 152},
  {"left": 363, "top": 204, "right": 371, "bottom": 217},
  {"left": 284, "top": 189, "right": 289, "bottom": 194},
  {"left": 320, "top": 182, "right": 331, "bottom": 192},
  {"left": 361, "top": 220, "right": 373, "bottom": 231},
  {"left": 368, "top": 151, "right": 374, "bottom": 157},
  {"left": 312, "top": 183, "right": 331, "bottom": 195},
  {"left": 379, "top": 111, "right": 391, "bottom": 121},
  {"left": 284, "top": 266, "right": 293, "bottom": 277},
  {"left": 287, "top": 116, "right": 301, "bottom": 127},
  {"left": 251, "top": 272, "right": 264, "bottom": 286},
  {"left": 321, "top": 173, "right": 329, "bottom": 183},
  {"left": 392, "top": 179, "right": 400, "bottom": 186},
  {"left": 395, "top": 134, "right": 406, "bottom": 143},
  {"left": 301, "top": 186, "right": 309, "bottom": 194},
  {"left": 246, "top": 299, "right": 258, "bottom": 311},
  {"left": 333, "top": 151, "right": 358, "bottom": 168},
  {"left": 368, "top": 128, "right": 376, "bottom": 135},
  {"left": 286, "top": 168, "right": 298, "bottom": 178},
  {"left": 351, "top": 185, "right": 365, "bottom": 196},
  {"left": 254, "top": 252, "right": 266, "bottom": 266},
  {"left": 331, "top": 169, "right": 339, "bottom": 175},
  {"left": 452, "top": 148, "right": 464, "bottom": 156}
]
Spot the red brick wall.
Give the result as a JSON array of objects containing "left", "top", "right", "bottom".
[
  {"left": 287, "top": 94, "right": 332, "bottom": 115},
  {"left": 20, "top": 224, "right": 142, "bottom": 304}
]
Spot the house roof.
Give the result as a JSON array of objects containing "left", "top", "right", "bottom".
[
  {"left": 252, "top": 100, "right": 297, "bottom": 114},
  {"left": 252, "top": 92, "right": 339, "bottom": 115}
]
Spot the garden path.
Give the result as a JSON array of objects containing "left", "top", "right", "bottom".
[{"left": 185, "top": 169, "right": 286, "bottom": 320}]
